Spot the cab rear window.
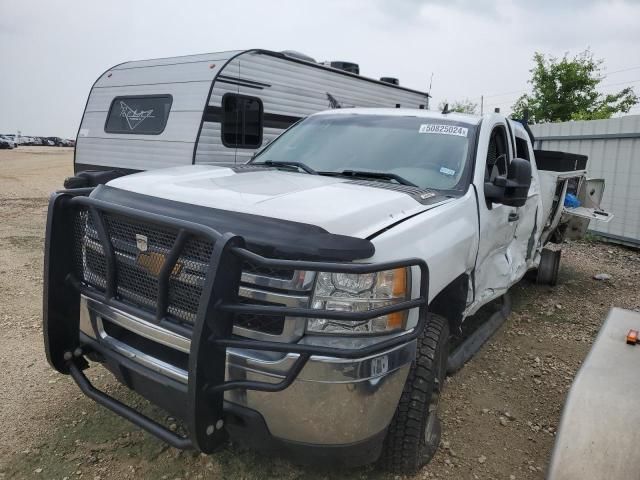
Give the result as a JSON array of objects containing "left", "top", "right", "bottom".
[{"left": 104, "top": 95, "right": 172, "bottom": 135}]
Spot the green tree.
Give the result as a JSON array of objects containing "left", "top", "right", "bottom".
[
  {"left": 438, "top": 98, "right": 478, "bottom": 114},
  {"left": 512, "top": 49, "right": 638, "bottom": 123}
]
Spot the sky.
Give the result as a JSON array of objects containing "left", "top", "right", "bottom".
[{"left": 1, "top": 0, "right": 640, "bottom": 138}]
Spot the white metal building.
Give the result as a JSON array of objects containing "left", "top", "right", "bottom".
[{"left": 531, "top": 115, "right": 640, "bottom": 247}]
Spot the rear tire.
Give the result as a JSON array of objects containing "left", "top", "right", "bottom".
[
  {"left": 379, "top": 313, "right": 450, "bottom": 474},
  {"left": 536, "top": 248, "right": 561, "bottom": 286}
]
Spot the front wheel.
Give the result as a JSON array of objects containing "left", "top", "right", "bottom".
[{"left": 379, "top": 313, "right": 450, "bottom": 474}]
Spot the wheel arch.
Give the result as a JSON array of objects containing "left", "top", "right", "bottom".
[{"left": 428, "top": 273, "right": 469, "bottom": 335}]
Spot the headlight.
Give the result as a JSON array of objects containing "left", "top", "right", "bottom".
[{"left": 308, "top": 267, "right": 410, "bottom": 334}]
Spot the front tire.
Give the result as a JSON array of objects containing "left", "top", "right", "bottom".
[{"left": 379, "top": 313, "right": 450, "bottom": 474}]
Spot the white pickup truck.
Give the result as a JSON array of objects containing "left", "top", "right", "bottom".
[{"left": 43, "top": 108, "right": 610, "bottom": 473}]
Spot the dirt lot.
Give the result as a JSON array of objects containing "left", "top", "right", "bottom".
[{"left": 1, "top": 147, "right": 639, "bottom": 480}]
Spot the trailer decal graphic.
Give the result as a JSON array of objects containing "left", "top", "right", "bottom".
[
  {"left": 326, "top": 93, "right": 355, "bottom": 110},
  {"left": 119, "top": 101, "right": 155, "bottom": 130},
  {"left": 326, "top": 93, "right": 342, "bottom": 109}
]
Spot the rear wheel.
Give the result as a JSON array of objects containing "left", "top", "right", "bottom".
[
  {"left": 536, "top": 248, "right": 561, "bottom": 286},
  {"left": 379, "top": 313, "right": 449, "bottom": 474}
]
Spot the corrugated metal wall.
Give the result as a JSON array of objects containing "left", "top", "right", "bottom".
[{"left": 531, "top": 115, "right": 640, "bottom": 246}]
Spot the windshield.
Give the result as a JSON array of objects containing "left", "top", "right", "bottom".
[{"left": 252, "top": 114, "right": 476, "bottom": 191}]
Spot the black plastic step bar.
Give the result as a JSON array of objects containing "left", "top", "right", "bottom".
[
  {"left": 447, "top": 293, "right": 512, "bottom": 374},
  {"left": 43, "top": 191, "right": 430, "bottom": 453}
]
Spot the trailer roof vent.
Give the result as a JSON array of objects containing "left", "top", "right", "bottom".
[
  {"left": 323, "top": 61, "right": 360, "bottom": 75},
  {"left": 380, "top": 77, "right": 399, "bottom": 85},
  {"left": 281, "top": 50, "right": 316, "bottom": 63}
]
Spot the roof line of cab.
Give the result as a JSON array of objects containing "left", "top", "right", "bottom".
[{"left": 310, "top": 108, "right": 488, "bottom": 126}]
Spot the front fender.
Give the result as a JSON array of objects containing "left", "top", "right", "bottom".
[{"left": 369, "top": 192, "right": 478, "bottom": 327}]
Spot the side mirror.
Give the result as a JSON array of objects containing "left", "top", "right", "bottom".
[{"left": 484, "top": 157, "right": 532, "bottom": 207}]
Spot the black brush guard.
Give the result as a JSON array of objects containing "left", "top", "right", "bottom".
[{"left": 43, "top": 190, "right": 429, "bottom": 453}]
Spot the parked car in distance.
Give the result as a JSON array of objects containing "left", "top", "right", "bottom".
[
  {"left": 0, "top": 136, "right": 15, "bottom": 149},
  {"left": 1, "top": 135, "right": 17, "bottom": 148}
]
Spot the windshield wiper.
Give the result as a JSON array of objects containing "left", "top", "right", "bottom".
[
  {"left": 253, "top": 160, "right": 318, "bottom": 175},
  {"left": 320, "top": 170, "right": 418, "bottom": 187}
]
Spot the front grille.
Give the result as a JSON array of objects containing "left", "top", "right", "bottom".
[
  {"left": 73, "top": 210, "right": 106, "bottom": 290},
  {"left": 72, "top": 207, "right": 311, "bottom": 338},
  {"left": 75, "top": 211, "right": 211, "bottom": 325},
  {"left": 234, "top": 298, "right": 286, "bottom": 335}
]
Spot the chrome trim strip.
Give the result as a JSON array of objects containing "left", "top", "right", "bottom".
[
  {"left": 240, "top": 270, "right": 316, "bottom": 292},
  {"left": 79, "top": 296, "right": 97, "bottom": 340},
  {"left": 237, "top": 286, "right": 309, "bottom": 308},
  {"left": 226, "top": 339, "right": 416, "bottom": 383},
  {"left": 96, "top": 317, "right": 189, "bottom": 384},
  {"left": 80, "top": 296, "right": 415, "bottom": 385},
  {"left": 85, "top": 296, "right": 191, "bottom": 353}
]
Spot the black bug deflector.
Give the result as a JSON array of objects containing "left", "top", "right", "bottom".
[{"left": 43, "top": 189, "right": 429, "bottom": 453}]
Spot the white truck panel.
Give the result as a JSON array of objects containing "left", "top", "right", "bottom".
[{"left": 368, "top": 190, "right": 479, "bottom": 327}]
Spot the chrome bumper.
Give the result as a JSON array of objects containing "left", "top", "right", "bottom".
[{"left": 79, "top": 296, "right": 414, "bottom": 445}]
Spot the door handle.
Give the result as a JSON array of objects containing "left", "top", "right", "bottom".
[{"left": 508, "top": 212, "right": 519, "bottom": 222}]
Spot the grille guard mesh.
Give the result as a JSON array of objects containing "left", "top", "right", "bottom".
[{"left": 43, "top": 190, "right": 429, "bottom": 453}]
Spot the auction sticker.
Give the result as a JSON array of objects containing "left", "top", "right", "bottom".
[{"left": 419, "top": 124, "right": 468, "bottom": 137}]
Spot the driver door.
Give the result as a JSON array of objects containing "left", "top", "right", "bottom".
[{"left": 473, "top": 123, "right": 519, "bottom": 306}]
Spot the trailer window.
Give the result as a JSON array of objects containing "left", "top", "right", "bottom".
[
  {"left": 104, "top": 95, "right": 172, "bottom": 135},
  {"left": 222, "top": 94, "right": 263, "bottom": 148}
]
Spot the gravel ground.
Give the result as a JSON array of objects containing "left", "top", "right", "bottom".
[{"left": 1, "top": 147, "right": 639, "bottom": 480}]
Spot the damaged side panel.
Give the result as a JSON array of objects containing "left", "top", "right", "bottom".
[
  {"left": 467, "top": 123, "right": 544, "bottom": 316},
  {"left": 538, "top": 172, "right": 613, "bottom": 244},
  {"left": 369, "top": 189, "right": 479, "bottom": 329},
  {"left": 561, "top": 178, "right": 613, "bottom": 240},
  {"left": 510, "top": 143, "right": 544, "bottom": 276}
]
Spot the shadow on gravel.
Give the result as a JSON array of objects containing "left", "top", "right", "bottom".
[
  {"left": 3, "top": 280, "right": 551, "bottom": 480},
  {"left": 3, "top": 372, "right": 388, "bottom": 480}
]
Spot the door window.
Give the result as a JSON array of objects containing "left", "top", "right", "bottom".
[
  {"left": 515, "top": 137, "right": 530, "bottom": 161},
  {"left": 485, "top": 125, "right": 510, "bottom": 182}
]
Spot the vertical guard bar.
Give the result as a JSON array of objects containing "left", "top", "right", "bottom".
[
  {"left": 187, "top": 232, "right": 246, "bottom": 453},
  {"left": 89, "top": 206, "right": 116, "bottom": 300},
  {"left": 44, "top": 193, "right": 85, "bottom": 373},
  {"left": 156, "top": 229, "right": 189, "bottom": 322},
  {"left": 206, "top": 353, "right": 311, "bottom": 394}
]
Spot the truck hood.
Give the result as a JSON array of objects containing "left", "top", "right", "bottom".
[{"left": 107, "top": 165, "right": 450, "bottom": 238}]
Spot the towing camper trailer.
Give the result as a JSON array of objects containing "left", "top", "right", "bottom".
[{"left": 74, "top": 49, "right": 430, "bottom": 175}]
